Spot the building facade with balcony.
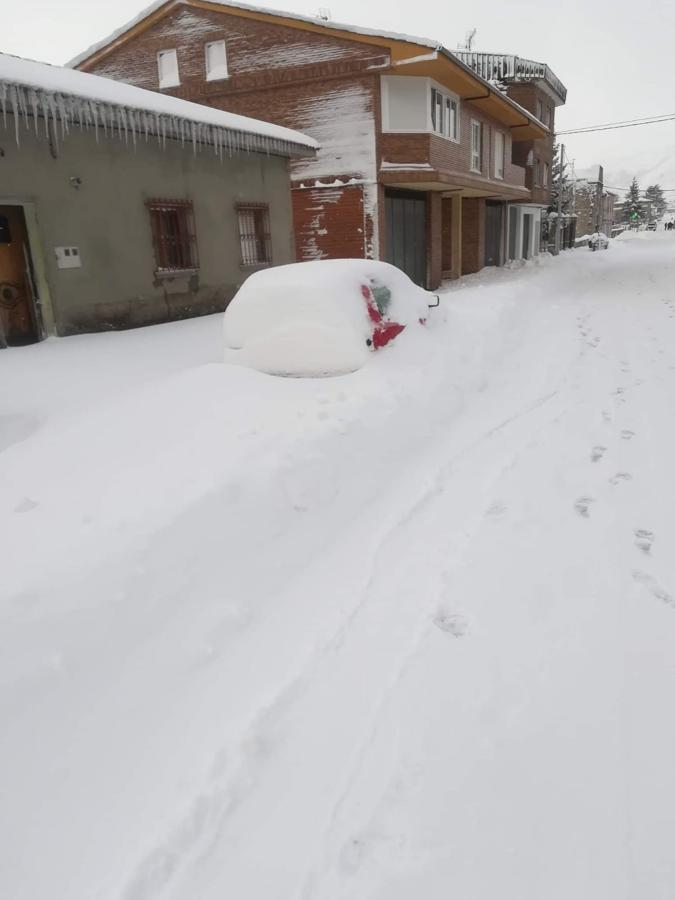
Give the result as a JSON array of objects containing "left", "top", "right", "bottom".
[
  {"left": 456, "top": 52, "right": 567, "bottom": 257},
  {"left": 73, "top": 1, "right": 553, "bottom": 288}
]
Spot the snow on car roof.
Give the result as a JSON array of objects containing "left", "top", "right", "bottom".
[{"left": 0, "top": 51, "right": 318, "bottom": 156}]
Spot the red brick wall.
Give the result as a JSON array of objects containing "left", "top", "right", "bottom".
[
  {"left": 379, "top": 106, "right": 526, "bottom": 190},
  {"left": 505, "top": 83, "right": 555, "bottom": 207},
  {"left": 85, "top": 5, "right": 387, "bottom": 91},
  {"left": 292, "top": 184, "right": 368, "bottom": 261},
  {"left": 462, "top": 198, "right": 485, "bottom": 275}
]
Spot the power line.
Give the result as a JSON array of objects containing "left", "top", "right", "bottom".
[{"left": 558, "top": 114, "right": 675, "bottom": 135}]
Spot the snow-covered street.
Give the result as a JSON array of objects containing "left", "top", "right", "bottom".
[{"left": 3, "top": 232, "right": 675, "bottom": 900}]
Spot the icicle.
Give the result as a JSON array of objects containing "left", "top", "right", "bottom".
[
  {"left": 92, "top": 103, "right": 99, "bottom": 143},
  {"left": 0, "top": 83, "right": 6, "bottom": 129},
  {"left": 143, "top": 111, "right": 149, "bottom": 142},
  {"left": 155, "top": 112, "right": 161, "bottom": 147},
  {"left": 161, "top": 116, "right": 166, "bottom": 150},
  {"left": 129, "top": 110, "right": 137, "bottom": 149},
  {"left": 30, "top": 89, "right": 39, "bottom": 136},
  {"left": 191, "top": 121, "right": 197, "bottom": 156},
  {"left": 9, "top": 86, "right": 19, "bottom": 145}
]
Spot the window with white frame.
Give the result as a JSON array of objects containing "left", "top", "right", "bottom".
[
  {"left": 536, "top": 98, "right": 543, "bottom": 121},
  {"left": 430, "top": 86, "right": 460, "bottom": 141},
  {"left": 205, "top": 40, "right": 228, "bottom": 81},
  {"left": 470, "top": 120, "right": 482, "bottom": 173},
  {"left": 534, "top": 158, "right": 541, "bottom": 186},
  {"left": 543, "top": 161, "right": 549, "bottom": 186},
  {"left": 157, "top": 49, "right": 180, "bottom": 89},
  {"left": 494, "top": 131, "right": 505, "bottom": 179}
]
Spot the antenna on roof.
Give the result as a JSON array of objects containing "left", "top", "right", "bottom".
[
  {"left": 457, "top": 28, "right": 477, "bottom": 51},
  {"left": 318, "top": 7, "right": 331, "bottom": 20}
]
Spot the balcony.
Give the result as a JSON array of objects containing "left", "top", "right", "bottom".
[
  {"left": 379, "top": 132, "right": 528, "bottom": 198},
  {"left": 455, "top": 52, "right": 567, "bottom": 105}
]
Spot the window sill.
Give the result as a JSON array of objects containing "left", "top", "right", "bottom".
[
  {"left": 154, "top": 268, "right": 199, "bottom": 279},
  {"left": 470, "top": 167, "right": 482, "bottom": 175},
  {"left": 158, "top": 82, "right": 181, "bottom": 91},
  {"left": 239, "top": 262, "right": 272, "bottom": 270},
  {"left": 206, "top": 73, "right": 229, "bottom": 82},
  {"left": 431, "top": 132, "right": 461, "bottom": 144}
]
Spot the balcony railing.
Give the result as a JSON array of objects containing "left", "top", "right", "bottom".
[{"left": 455, "top": 52, "right": 567, "bottom": 104}]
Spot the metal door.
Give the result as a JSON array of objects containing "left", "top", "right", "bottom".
[
  {"left": 384, "top": 189, "right": 427, "bottom": 287},
  {"left": 508, "top": 206, "right": 518, "bottom": 260},
  {"left": 522, "top": 213, "right": 532, "bottom": 259},
  {"left": 485, "top": 201, "right": 503, "bottom": 266},
  {"left": 0, "top": 206, "right": 38, "bottom": 346}
]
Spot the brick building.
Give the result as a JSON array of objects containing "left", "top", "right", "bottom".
[
  {"left": 455, "top": 53, "right": 567, "bottom": 254},
  {"left": 574, "top": 178, "right": 618, "bottom": 237},
  {"left": 72, "top": 1, "right": 557, "bottom": 288}
]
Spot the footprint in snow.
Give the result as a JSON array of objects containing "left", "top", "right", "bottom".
[
  {"left": 633, "top": 571, "right": 674, "bottom": 608},
  {"left": 14, "top": 497, "right": 38, "bottom": 513},
  {"left": 486, "top": 501, "right": 508, "bottom": 519},
  {"left": 433, "top": 608, "right": 469, "bottom": 638},
  {"left": 621, "top": 429, "right": 635, "bottom": 440},
  {"left": 634, "top": 528, "right": 655, "bottom": 555},
  {"left": 609, "top": 472, "right": 632, "bottom": 485},
  {"left": 591, "top": 445, "right": 607, "bottom": 463},
  {"left": 574, "top": 496, "right": 595, "bottom": 518}
]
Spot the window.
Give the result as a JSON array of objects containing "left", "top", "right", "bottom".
[
  {"left": 543, "top": 161, "right": 549, "bottom": 187},
  {"left": 205, "top": 40, "right": 228, "bottom": 81},
  {"left": 534, "top": 158, "right": 541, "bottom": 187},
  {"left": 157, "top": 49, "right": 180, "bottom": 89},
  {"left": 494, "top": 131, "right": 505, "bottom": 179},
  {"left": 470, "top": 120, "right": 482, "bottom": 172},
  {"left": 536, "top": 98, "right": 543, "bottom": 122},
  {"left": 147, "top": 200, "right": 198, "bottom": 272},
  {"left": 237, "top": 204, "right": 272, "bottom": 267},
  {"left": 430, "top": 86, "right": 460, "bottom": 141}
]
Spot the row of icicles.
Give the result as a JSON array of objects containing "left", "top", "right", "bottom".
[{"left": 0, "top": 81, "right": 302, "bottom": 159}]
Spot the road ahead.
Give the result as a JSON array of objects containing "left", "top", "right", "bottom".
[{"left": 2, "top": 232, "right": 675, "bottom": 900}]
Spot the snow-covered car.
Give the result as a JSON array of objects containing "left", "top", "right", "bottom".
[
  {"left": 589, "top": 232, "right": 610, "bottom": 250},
  {"left": 223, "top": 259, "right": 438, "bottom": 377}
]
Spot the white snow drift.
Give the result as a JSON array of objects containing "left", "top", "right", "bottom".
[{"left": 2, "top": 233, "right": 675, "bottom": 900}]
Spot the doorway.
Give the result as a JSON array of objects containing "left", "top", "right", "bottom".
[
  {"left": 384, "top": 189, "right": 427, "bottom": 287},
  {"left": 485, "top": 201, "right": 503, "bottom": 267},
  {"left": 522, "top": 213, "right": 532, "bottom": 260},
  {"left": 0, "top": 206, "right": 40, "bottom": 346}
]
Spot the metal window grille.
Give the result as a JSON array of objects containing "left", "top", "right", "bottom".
[
  {"left": 147, "top": 200, "right": 198, "bottom": 273},
  {"left": 237, "top": 204, "right": 272, "bottom": 267}
]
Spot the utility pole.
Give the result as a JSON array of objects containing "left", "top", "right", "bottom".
[
  {"left": 555, "top": 142, "right": 564, "bottom": 254},
  {"left": 595, "top": 165, "right": 604, "bottom": 235}
]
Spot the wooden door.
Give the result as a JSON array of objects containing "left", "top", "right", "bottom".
[{"left": 0, "top": 206, "right": 38, "bottom": 346}]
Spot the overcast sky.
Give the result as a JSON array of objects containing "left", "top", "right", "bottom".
[{"left": 5, "top": 0, "right": 675, "bottom": 197}]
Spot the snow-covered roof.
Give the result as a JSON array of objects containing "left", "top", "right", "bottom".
[
  {"left": 66, "top": 0, "right": 548, "bottom": 136},
  {"left": 0, "top": 51, "right": 318, "bottom": 157},
  {"left": 67, "top": 0, "right": 442, "bottom": 69}
]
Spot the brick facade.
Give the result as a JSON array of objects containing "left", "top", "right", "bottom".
[
  {"left": 505, "top": 83, "right": 555, "bottom": 208},
  {"left": 80, "top": 1, "right": 553, "bottom": 287}
]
